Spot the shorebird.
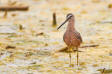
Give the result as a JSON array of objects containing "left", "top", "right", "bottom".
[{"left": 57, "top": 13, "right": 82, "bottom": 66}]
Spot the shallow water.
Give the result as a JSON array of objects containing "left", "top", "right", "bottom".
[{"left": 0, "top": 0, "right": 112, "bottom": 74}]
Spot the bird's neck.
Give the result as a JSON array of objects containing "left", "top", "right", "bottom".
[{"left": 66, "top": 19, "right": 75, "bottom": 31}]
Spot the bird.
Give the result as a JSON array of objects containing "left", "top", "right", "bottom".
[{"left": 57, "top": 13, "right": 82, "bottom": 66}]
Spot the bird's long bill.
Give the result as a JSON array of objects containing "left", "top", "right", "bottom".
[{"left": 57, "top": 16, "right": 70, "bottom": 30}]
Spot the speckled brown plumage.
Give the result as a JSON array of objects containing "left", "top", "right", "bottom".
[{"left": 57, "top": 13, "right": 82, "bottom": 66}]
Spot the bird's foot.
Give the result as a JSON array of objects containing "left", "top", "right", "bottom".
[
  {"left": 73, "top": 50, "right": 83, "bottom": 52},
  {"left": 69, "top": 64, "right": 74, "bottom": 67}
]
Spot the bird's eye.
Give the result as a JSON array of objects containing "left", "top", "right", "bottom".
[
  {"left": 69, "top": 15, "right": 72, "bottom": 17},
  {"left": 66, "top": 14, "right": 73, "bottom": 19},
  {"left": 67, "top": 15, "right": 72, "bottom": 18}
]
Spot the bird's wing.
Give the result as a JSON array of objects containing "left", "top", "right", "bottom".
[
  {"left": 74, "top": 32, "right": 82, "bottom": 43},
  {"left": 63, "top": 33, "right": 67, "bottom": 42}
]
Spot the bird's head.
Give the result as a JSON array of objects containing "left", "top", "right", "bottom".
[
  {"left": 66, "top": 13, "right": 74, "bottom": 19},
  {"left": 57, "top": 13, "right": 74, "bottom": 30}
]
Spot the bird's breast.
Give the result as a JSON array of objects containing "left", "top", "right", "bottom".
[{"left": 63, "top": 31, "right": 81, "bottom": 47}]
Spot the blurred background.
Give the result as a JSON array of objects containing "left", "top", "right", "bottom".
[{"left": 0, "top": 0, "right": 112, "bottom": 74}]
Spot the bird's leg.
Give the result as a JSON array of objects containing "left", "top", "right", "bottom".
[
  {"left": 69, "top": 52, "right": 71, "bottom": 66},
  {"left": 76, "top": 47, "right": 79, "bottom": 66},
  {"left": 68, "top": 47, "right": 72, "bottom": 67}
]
